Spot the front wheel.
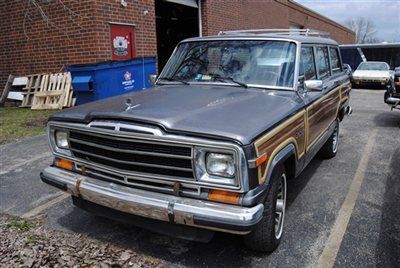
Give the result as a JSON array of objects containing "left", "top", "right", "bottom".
[
  {"left": 318, "top": 119, "right": 339, "bottom": 159},
  {"left": 243, "top": 165, "right": 287, "bottom": 252}
]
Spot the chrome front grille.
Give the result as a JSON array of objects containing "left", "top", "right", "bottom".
[
  {"left": 68, "top": 131, "right": 195, "bottom": 179},
  {"left": 75, "top": 164, "right": 200, "bottom": 197}
]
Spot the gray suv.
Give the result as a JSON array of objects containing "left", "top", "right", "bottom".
[{"left": 41, "top": 29, "right": 352, "bottom": 252}]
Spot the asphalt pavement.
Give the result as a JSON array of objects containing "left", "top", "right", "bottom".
[{"left": 1, "top": 89, "right": 399, "bottom": 267}]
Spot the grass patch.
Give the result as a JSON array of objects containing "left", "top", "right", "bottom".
[
  {"left": 0, "top": 107, "right": 55, "bottom": 145},
  {"left": 26, "top": 234, "right": 44, "bottom": 244},
  {"left": 7, "top": 219, "right": 34, "bottom": 232}
]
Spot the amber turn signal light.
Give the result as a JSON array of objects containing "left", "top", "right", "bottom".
[
  {"left": 208, "top": 189, "right": 240, "bottom": 204},
  {"left": 256, "top": 153, "right": 268, "bottom": 167},
  {"left": 55, "top": 158, "right": 73, "bottom": 171}
]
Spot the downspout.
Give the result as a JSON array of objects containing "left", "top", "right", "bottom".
[{"left": 198, "top": 0, "right": 202, "bottom": 37}]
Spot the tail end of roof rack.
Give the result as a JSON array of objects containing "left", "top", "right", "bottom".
[{"left": 218, "top": 28, "right": 331, "bottom": 38}]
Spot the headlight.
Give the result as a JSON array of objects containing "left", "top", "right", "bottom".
[
  {"left": 206, "top": 153, "right": 235, "bottom": 177},
  {"left": 55, "top": 130, "right": 69, "bottom": 148},
  {"left": 194, "top": 147, "right": 239, "bottom": 187},
  {"left": 48, "top": 127, "right": 71, "bottom": 156}
]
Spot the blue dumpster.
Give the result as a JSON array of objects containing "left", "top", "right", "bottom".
[{"left": 67, "top": 57, "right": 157, "bottom": 105}]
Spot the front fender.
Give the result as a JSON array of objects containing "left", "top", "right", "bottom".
[{"left": 242, "top": 143, "right": 297, "bottom": 207}]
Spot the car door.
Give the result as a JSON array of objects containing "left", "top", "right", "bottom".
[
  {"left": 329, "top": 46, "right": 351, "bottom": 110},
  {"left": 303, "top": 45, "right": 341, "bottom": 161}
]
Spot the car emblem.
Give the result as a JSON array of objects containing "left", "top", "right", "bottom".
[{"left": 125, "top": 98, "right": 140, "bottom": 111}]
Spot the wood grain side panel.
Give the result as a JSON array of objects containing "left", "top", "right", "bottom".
[
  {"left": 254, "top": 111, "right": 306, "bottom": 184},
  {"left": 340, "top": 82, "right": 351, "bottom": 104},
  {"left": 307, "top": 87, "right": 341, "bottom": 149}
]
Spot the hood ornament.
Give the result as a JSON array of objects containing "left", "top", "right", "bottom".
[{"left": 125, "top": 98, "right": 140, "bottom": 111}]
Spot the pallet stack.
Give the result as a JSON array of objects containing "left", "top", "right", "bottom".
[
  {"left": 1, "top": 72, "right": 75, "bottom": 110},
  {"left": 20, "top": 74, "right": 44, "bottom": 107},
  {"left": 21, "top": 72, "right": 74, "bottom": 110}
]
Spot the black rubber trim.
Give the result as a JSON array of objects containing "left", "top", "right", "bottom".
[
  {"left": 40, "top": 172, "right": 68, "bottom": 191},
  {"left": 193, "top": 212, "right": 263, "bottom": 232},
  {"left": 241, "top": 183, "right": 270, "bottom": 207}
]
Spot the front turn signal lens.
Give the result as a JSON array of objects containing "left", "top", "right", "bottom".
[
  {"left": 55, "top": 158, "right": 73, "bottom": 171},
  {"left": 208, "top": 190, "right": 240, "bottom": 204},
  {"left": 256, "top": 153, "right": 268, "bottom": 167}
]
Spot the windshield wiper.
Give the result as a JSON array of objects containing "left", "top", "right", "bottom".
[
  {"left": 212, "top": 74, "right": 248, "bottom": 88},
  {"left": 157, "top": 77, "right": 190, "bottom": 85}
]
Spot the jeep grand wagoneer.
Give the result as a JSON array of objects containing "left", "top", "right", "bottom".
[{"left": 41, "top": 29, "right": 352, "bottom": 252}]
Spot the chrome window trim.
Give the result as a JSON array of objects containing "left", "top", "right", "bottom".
[
  {"left": 47, "top": 121, "right": 249, "bottom": 192},
  {"left": 157, "top": 81, "right": 294, "bottom": 91}
]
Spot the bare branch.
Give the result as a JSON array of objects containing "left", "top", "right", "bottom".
[
  {"left": 56, "top": 0, "right": 88, "bottom": 29},
  {"left": 22, "top": 0, "right": 89, "bottom": 40},
  {"left": 23, "top": 0, "right": 32, "bottom": 40},
  {"left": 344, "top": 16, "right": 378, "bottom": 44}
]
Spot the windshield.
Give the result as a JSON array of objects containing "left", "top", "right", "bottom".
[
  {"left": 357, "top": 62, "right": 389, "bottom": 71},
  {"left": 159, "top": 40, "right": 297, "bottom": 88}
]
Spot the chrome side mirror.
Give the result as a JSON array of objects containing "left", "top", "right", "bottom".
[
  {"left": 304, "top": 80, "right": 323, "bottom": 91},
  {"left": 343, "top": 64, "right": 352, "bottom": 76},
  {"left": 148, "top": 74, "right": 157, "bottom": 86}
]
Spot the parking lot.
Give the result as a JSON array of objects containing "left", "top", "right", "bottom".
[{"left": 1, "top": 89, "right": 399, "bottom": 267}]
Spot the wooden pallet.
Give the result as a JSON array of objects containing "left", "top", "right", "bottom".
[
  {"left": 31, "top": 72, "right": 73, "bottom": 110},
  {"left": 0, "top": 74, "right": 14, "bottom": 106},
  {"left": 21, "top": 74, "right": 44, "bottom": 107}
]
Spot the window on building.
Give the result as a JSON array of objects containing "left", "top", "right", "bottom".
[
  {"left": 299, "top": 47, "right": 317, "bottom": 80},
  {"left": 316, "top": 46, "right": 330, "bottom": 80},
  {"left": 329, "top": 47, "right": 342, "bottom": 75}
]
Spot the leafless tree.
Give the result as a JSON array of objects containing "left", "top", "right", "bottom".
[
  {"left": 344, "top": 17, "right": 380, "bottom": 44},
  {"left": 22, "top": 0, "right": 87, "bottom": 40}
]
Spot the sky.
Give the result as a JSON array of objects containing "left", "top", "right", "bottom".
[{"left": 295, "top": 0, "right": 400, "bottom": 42}]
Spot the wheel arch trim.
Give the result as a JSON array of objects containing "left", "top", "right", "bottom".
[{"left": 241, "top": 143, "right": 296, "bottom": 207}]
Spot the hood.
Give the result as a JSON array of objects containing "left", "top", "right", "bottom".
[
  {"left": 353, "top": 70, "right": 391, "bottom": 79},
  {"left": 50, "top": 85, "right": 304, "bottom": 145}
]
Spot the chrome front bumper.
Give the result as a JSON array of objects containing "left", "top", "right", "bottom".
[{"left": 41, "top": 166, "right": 264, "bottom": 234}]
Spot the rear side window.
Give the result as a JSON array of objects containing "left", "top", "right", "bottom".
[
  {"left": 316, "top": 46, "right": 330, "bottom": 80},
  {"left": 329, "top": 47, "right": 342, "bottom": 75},
  {"left": 299, "top": 47, "right": 317, "bottom": 80}
]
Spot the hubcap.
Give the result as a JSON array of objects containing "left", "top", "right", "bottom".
[{"left": 275, "top": 173, "right": 287, "bottom": 239}]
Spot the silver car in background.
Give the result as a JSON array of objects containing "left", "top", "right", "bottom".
[{"left": 352, "top": 61, "right": 392, "bottom": 88}]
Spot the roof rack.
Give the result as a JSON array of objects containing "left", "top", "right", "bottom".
[{"left": 218, "top": 28, "right": 331, "bottom": 38}]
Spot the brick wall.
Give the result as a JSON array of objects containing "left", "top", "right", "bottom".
[
  {"left": 92, "top": 0, "right": 156, "bottom": 60},
  {"left": 0, "top": 0, "right": 157, "bottom": 89},
  {"left": 201, "top": 0, "right": 289, "bottom": 35},
  {"left": 201, "top": 0, "right": 355, "bottom": 44},
  {"left": 0, "top": 0, "right": 354, "bottom": 89}
]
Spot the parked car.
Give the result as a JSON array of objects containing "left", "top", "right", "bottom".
[
  {"left": 352, "top": 61, "right": 392, "bottom": 88},
  {"left": 40, "top": 29, "right": 352, "bottom": 252},
  {"left": 384, "top": 66, "right": 400, "bottom": 110}
]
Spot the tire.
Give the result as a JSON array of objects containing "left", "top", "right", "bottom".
[
  {"left": 243, "top": 165, "right": 287, "bottom": 252},
  {"left": 318, "top": 119, "right": 339, "bottom": 159}
]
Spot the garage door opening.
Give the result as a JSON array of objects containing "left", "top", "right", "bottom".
[{"left": 155, "top": 0, "right": 200, "bottom": 71}]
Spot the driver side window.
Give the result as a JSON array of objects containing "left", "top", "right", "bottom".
[{"left": 299, "top": 47, "right": 317, "bottom": 81}]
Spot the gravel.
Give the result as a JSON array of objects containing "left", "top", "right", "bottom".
[{"left": 0, "top": 214, "right": 164, "bottom": 268}]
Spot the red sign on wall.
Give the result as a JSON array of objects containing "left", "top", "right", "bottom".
[{"left": 110, "top": 24, "right": 136, "bottom": 60}]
